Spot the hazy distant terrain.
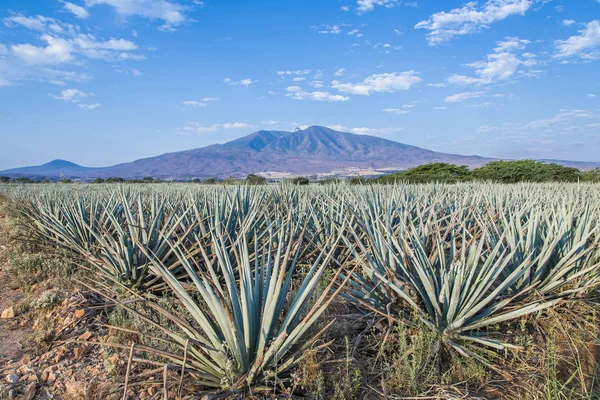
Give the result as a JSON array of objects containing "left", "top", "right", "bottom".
[{"left": 1, "top": 126, "right": 598, "bottom": 180}]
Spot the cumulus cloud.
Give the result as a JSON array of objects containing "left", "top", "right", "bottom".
[
  {"left": 62, "top": 2, "right": 90, "bottom": 19},
  {"left": 177, "top": 122, "right": 252, "bottom": 135},
  {"left": 276, "top": 69, "right": 311, "bottom": 76},
  {"left": 447, "top": 37, "right": 536, "bottom": 86},
  {"left": 223, "top": 77, "right": 256, "bottom": 86},
  {"left": 357, "top": 0, "right": 399, "bottom": 12},
  {"left": 183, "top": 100, "right": 207, "bottom": 107},
  {"left": 286, "top": 86, "right": 349, "bottom": 102},
  {"left": 383, "top": 108, "right": 410, "bottom": 115},
  {"left": 562, "top": 19, "right": 575, "bottom": 26},
  {"left": 317, "top": 25, "right": 341, "bottom": 34},
  {"left": 84, "top": 0, "right": 192, "bottom": 31},
  {"left": 347, "top": 29, "right": 363, "bottom": 37},
  {"left": 526, "top": 109, "right": 592, "bottom": 129},
  {"left": 415, "top": 0, "right": 534, "bottom": 45},
  {"left": 50, "top": 88, "right": 91, "bottom": 102},
  {"left": 3, "top": 15, "right": 142, "bottom": 67},
  {"left": 383, "top": 104, "right": 416, "bottom": 115},
  {"left": 79, "top": 103, "right": 100, "bottom": 110},
  {"left": 348, "top": 126, "right": 404, "bottom": 135},
  {"left": 334, "top": 68, "right": 345, "bottom": 76},
  {"left": 178, "top": 122, "right": 220, "bottom": 135},
  {"left": 445, "top": 91, "right": 486, "bottom": 103},
  {"left": 331, "top": 71, "right": 422, "bottom": 95},
  {"left": 554, "top": 20, "right": 600, "bottom": 60},
  {"left": 222, "top": 122, "right": 253, "bottom": 129},
  {"left": 12, "top": 35, "right": 75, "bottom": 65},
  {"left": 326, "top": 124, "right": 404, "bottom": 135}
]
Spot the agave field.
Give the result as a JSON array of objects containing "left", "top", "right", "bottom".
[{"left": 1, "top": 182, "right": 600, "bottom": 398}]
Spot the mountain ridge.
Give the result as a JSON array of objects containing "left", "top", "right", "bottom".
[{"left": 1, "top": 126, "right": 598, "bottom": 180}]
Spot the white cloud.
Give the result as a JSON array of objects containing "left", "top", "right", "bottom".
[
  {"left": 183, "top": 100, "right": 207, "bottom": 107},
  {"left": 334, "top": 68, "right": 345, "bottom": 76},
  {"left": 223, "top": 77, "right": 256, "bottom": 86},
  {"left": 4, "top": 15, "right": 72, "bottom": 33},
  {"left": 347, "top": 29, "right": 363, "bottom": 37},
  {"left": 415, "top": 0, "right": 534, "bottom": 45},
  {"left": 383, "top": 108, "right": 410, "bottom": 115},
  {"left": 447, "top": 37, "right": 536, "bottom": 86},
  {"left": 178, "top": 122, "right": 220, "bottom": 135},
  {"left": 494, "top": 37, "right": 530, "bottom": 52},
  {"left": 445, "top": 91, "right": 486, "bottom": 103},
  {"left": 79, "top": 103, "right": 100, "bottom": 110},
  {"left": 50, "top": 88, "right": 91, "bottom": 102},
  {"left": 177, "top": 121, "right": 252, "bottom": 135},
  {"left": 114, "top": 66, "right": 143, "bottom": 75},
  {"left": 562, "top": 19, "right": 575, "bottom": 26},
  {"left": 62, "top": 2, "right": 90, "bottom": 19},
  {"left": 341, "top": 6, "right": 350, "bottom": 11},
  {"left": 526, "top": 109, "right": 592, "bottom": 129},
  {"left": 331, "top": 71, "right": 422, "bottom": 95},
  {"left": 222, "top": 122, "right": 253, "bottom": 129},
  {"left": 292, "top": 77, "right": 306, "bottom": 82},
  {"left": 276, "top": 69, "right": 310, "bottom": 76},
  {"left": 84, "top": 0, "right": 191, "bottom": 31},
  {"left": 326, "top": 124, "right": 404, "bottom": 135},
  {"left": 357, "top": 0, "right": 399, "bottom": 12},
  {"left": 261, "top": 120, "right": 278, "bottom": 125},
  {"left": 4, "top": 15, "right": 142, "bottom": 66},
  {"left": 202, "top": 97, "right": 219, "bottom": 101},
  {"left": 10, "top": 34, "right": 141, "bottom": 65},
  {"left": 318, "top": 25, "right": 341, "bottom": 34},
  {"left": 348, "top": 127, "right": 404, "bottom": 135},
  {"left": 286, "top": 86, "right": 349, "bottom": 102},
  {"left": 589, "top": 94, "right": 597, "bottom": 98},
  {"left": 554, "top": 20, "right": 600, "bottom": 60}
]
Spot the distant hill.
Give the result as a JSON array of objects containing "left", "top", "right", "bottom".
[{"left": 1, "top": 126, "right": 598, "bottom": 180}]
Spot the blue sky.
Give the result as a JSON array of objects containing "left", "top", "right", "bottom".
[{"left": 1, "top": 0, "right": 599, "bottom": 169}]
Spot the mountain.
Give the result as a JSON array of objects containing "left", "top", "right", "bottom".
[
  {"left": 0, "top": 160, "right": 91, "bottom": 180},
  {"left": 1, "top": 126, "right": 598, "bottom": 180}
]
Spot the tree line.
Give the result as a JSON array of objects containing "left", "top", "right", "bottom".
[{"left": 2, "top": 161, "right": 600, "bottom": 185}]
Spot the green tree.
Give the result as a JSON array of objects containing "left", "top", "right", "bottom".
[
  {"left": 473, "top": 160, "right": 580, "bottom": 183},
  {"left": 378, "top": 163, "right": 472, "bottom": 184},
  {"left": 0, "top": 176, "right": 10, "bottom": 183},
  {"left": 92, "top": 178, "right": 105, "bottom": 184},
  {"left": 246, "top": 174, "right": 266, "bottom": 185},
  {"left": 349, "top": 177, "right": 368, "bottom": 185},
  {"left": 204, "top": 178, "right": 218, "bottom": 184},
  {"left": 106, "top": 177, "right": 124, "bottom": 183},
  {"left": 290, "top": 176, "right": 310, "bottom": 185},
  {"left": 580, "top": 168, "right": 600, "bottom": 182},
  {"left": 15, "top": 177, "right": 35, "bottom": 183}
]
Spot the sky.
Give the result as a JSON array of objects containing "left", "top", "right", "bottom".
[{"left": 1, "top": 0, "right": 600, "bottom": 169}]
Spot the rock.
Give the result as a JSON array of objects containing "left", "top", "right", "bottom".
[
  {"left": 5, "top": 374, "right": 19, "bottom": 384},
  {"left": 109, "top": 353, "right": 119, "bottom": 365},
  {"left": 23, "top": 382, "right": 36, "bottom": 400},
  {"left": 74, "top": 309, "right": 86, "bottom": 319},
  {"left": 46, "top": 370, "right": 56, "bottom": 383},
  {"left": 74, "top": 345, "right": 91, "bottom": 359},
  {"left": 65, "top": 380, "right": 87, "bottom": 398},
  {"left": 78, "top": 331, "right": 93, "bottom": 341},
  {"left": 1, "top": 306, "right": 15, "bottom": 319}
]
